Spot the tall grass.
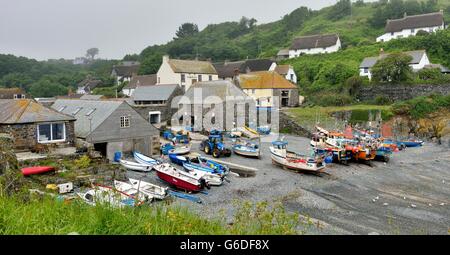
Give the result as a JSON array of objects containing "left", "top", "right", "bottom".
[{"left": 0, "top": 193, "right": 309, "bottom": 235}]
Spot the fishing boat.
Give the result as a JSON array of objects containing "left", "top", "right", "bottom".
[
  {"left": 153, "top": 163, "right": 208, "bottom": 192},
  {"left": 77, "top": 184, "right": 144, "bottom": 207},
  {"left": 183, "top": 168, "right": 224, "bottom": 186},
  {"left": 119, "top": 159, "right": 153, "bottom": 172},
  {"left": 169, "top": 153, "right": 229, "bottom": 175},
  {"left": 400, "top": 140, "right": 424, "bottom": 147},
  {"left": 346, "top": 144, "right": 377, "bottom": 165},
  {"left": 133, "top": 151, "right": 159, "bottom": 166},
  {"left": 269, "top": 140, "right": 325, "bottom": 173},
  {"left": 257, "top": 126, "right": 271, "bottom": 135},
  {"left": 113, "top": 180, "right": 151, "bottom": 202},
  {"left": 128, "top": 178, "right": 168, "bottom": 200},
  {"left": 233, "top": 139, "right": 261, "bottom": 158},
  {"left": 375, "top": 146, "right": 392, "bottom": 162},
  {"left": 161, "top": 142, "right": 191, "bottom": 155},
  {"left": 21, "top": 166, "right": 55, "bottom": 176}
]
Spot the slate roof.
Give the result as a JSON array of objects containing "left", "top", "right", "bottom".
[
  {"left": 132, "top": 84, "right": 179, "bottom": 101},
  {"left": 239, "top": 71, "right": 297, "bottom": 90},
  {"left": 77, "top": 79, "right": 102, "bottom": 90},
  {"left": 213, "top": 59, "right": 275, "bottom": 79},
  {"left": 168, "top": 59, "right": 217, "bottom": 74},
  {"left": 0, "top": 88, "right": 26, "bottom": 99},
  {"left": 385, "top": 12, "right": 444, "bottom": 33},
  {"left": 274, "top": 65, "right": 291, "bottom": 75},
  {"left": 51, "top": 99, "right": 123, "bottom": 138},
  {"left": 124, "top": 74, "right": 157, "bottom": 89},
  {"left": 0, "top": 99, "right": 75, "bottom": 124},
  {"left": 80, "top": 94, "right": 105, "bottom": 100},
  {"left": 359, "top": 50, "right": 427, "bottom": 68},
  {"left": 180, "top": 80, "right": 249, "bottom": 102},
  {"left": 112, "top": 64, "right": 140, "bottom": 77},
  {"left": 424, "top": 64, "right": 450, "bottom": 73},
  {"left": 290, "top": 34, "right": 340, "bottom": 50}
]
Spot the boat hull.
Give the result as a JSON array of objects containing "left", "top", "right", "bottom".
[
  {"left": 119, "top": 160, "right": 153, "bottom": 172},
  {"left": 156, "top": 171, "right": 202, "bottom": 192},
  {"left": 233, "top": 147, "right": 260, "bottom": 158},
  {"left": 270, "top": 148, "right": 325, "bottom": 173},
  {"left": 133, "top": 151, "right": 158, "bottom": 166},
  {"left": 21, "top": 166, "right": 55, "bottom": 176}
]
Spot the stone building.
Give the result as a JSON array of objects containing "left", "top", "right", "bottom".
[
  {"left": 0, "top": 99, "right": 76, "bottom": 151},
  {"left": 128, "top": 84, "right": 183, "bottom": 128},
  {"left": 52, "top": 99, "right": 160, "bottom": 161}
]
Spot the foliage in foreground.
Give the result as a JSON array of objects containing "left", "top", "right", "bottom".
[
  {"left": 0, "top": 191, "right": 308, "bottom": 235},
  {"left": 392, "top": 94, "right": 450, "bottom": 119}
]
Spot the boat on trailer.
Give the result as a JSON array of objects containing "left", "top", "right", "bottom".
[
  {"left": 270, "top": 140, "right": 325, "bottom": 173},
  {"left": 153, "top": 163, "right": 209, "bottom": 192},
  {"left": 119, "top": 159, "right": 153, "bottom": 172},
  {"left": 133, "top": 151, "right": 159, "bottom": 166}
]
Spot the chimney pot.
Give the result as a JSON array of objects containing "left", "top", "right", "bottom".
[{"left": 162, "top": 55, "right": 169, "bottom": 63}]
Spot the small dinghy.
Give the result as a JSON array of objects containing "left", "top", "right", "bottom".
[
  {"left": 400, "top": 140, "right": 424, "bottom": 147},
  {"left": 128, "top": 178, "right": 168, "bottom": 200},
  {"left": 161, "top": 143, "right": 191, "bottom": 155},
  {"left": 233, "top": 139, "right": 261, "bottom": 158},
  {"left": 119, "top": 159, "right": 153, "bottom": 172},
  {"left": 270, "top": 140, "right": 325, "bottom": 173},
  {"left": 21, "top": 166, "right": 55, "bottom": 176},
  {"left": 183, "top": 168, "right": 224, "bottom": 186},
  {"left": 77, "top": 184, "right": 144, "bottom": 207},
  {"left": 153, "top": 163, "right": 209, "bottom": 192},
  {"left": 133, "top": 151, "right": 159, "bottom": 166}
]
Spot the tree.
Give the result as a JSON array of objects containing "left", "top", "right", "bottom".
[
  {"left": 86, "top": 48, "right": 99, "bottom": 60},
  {"left": 327, "top": 0, "right": 351, "bottom": 21},
  {"left": 371, "top": 53, "right": 413, "bottom": 83},
  {"left": 175, "top": 23, "right": 199, "bottom": 39},
  {"left": 29, "top": 79, "right": 68, "bottom": 97}
]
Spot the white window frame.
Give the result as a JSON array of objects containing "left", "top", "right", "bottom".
[
  {"left": 120, "top": 116, "right": 130, "bottom": 128},
  {"left": 37, "top": 122, "right": 66, "bottom": 143},
  {"left": 149, "top": 111, "right": 161, "bottom": 124}
]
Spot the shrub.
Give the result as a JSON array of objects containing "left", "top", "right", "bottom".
[
  {"left": 74, "top": 155, "right": 91, "bottom": 169},
  {"left": 345, "top": 76, "right": 363, "bottom": 96},
  {"left": 374, "top": 95, "right": 392, "bottom": 105}
]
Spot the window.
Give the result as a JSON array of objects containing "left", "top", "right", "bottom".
[
  {"left": 429, "top": 28, "right": 433, "bottom": 32},
  {"left": 391, "top": 32, "right": 394, "bottom": 36},
  {"left": 281, "top": 90, "right": 289, "bottom": 97},
  {"left": 363, "top": 67, "right": 368, "bottom": 74},
  {"left": 290, "top": 74, "right": 294, "bottom": 81},
  {"left": 209, "top": 75, "right": 212, "bottom": 81},
  {"left": 411, "top": 28, "right": 415, "bottom": 33},
  {"left": 72, "top": 107, "right": 82, "bottom": 115},
  {"left": 13, "top": 94, "right": 24, "bottom": 99},
  {"left": 85, "top": 108, "right": 96, "bottom": 116},
  {"left": 120, "top": 116, "right": 130, "bottom": 128},
  {"left": 252, "top": 89, "right": 255, "bottom": 94},
  {"left": 181, "top": 74, "right": 186, "bottom": 83},
  {"left": 37, "top": 123, "right": 65, "bottom": 143},
  {"left": 198, "top": 75, "right": 202, "bottom": 82},
  {"left": 149, "top": 112, "right": 161, "bottom": 124},
  {"left": 158, "top": 77, "right": 160, "bottom": 84}
]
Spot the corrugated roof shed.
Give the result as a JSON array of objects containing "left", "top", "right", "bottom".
[
  {"left": 385, "top": 12, "right": 444, "bottom": 33},
  {"left": 0, "top": 99, "right": 75, "bottom": 124},
  {"left": 51, "top": 99, "right": 123, "bottom": 138},
  {"left": 132, "top": 84, "right": 179, "bottom": 101},
  {"left": 239, "top": 71, "right": 297, "bottom": 89}
]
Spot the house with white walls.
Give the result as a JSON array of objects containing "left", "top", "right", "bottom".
[
  {"left": 156, "top": 55, "right": 218, "bottom": 91},
  {"left": 273, "top": 65, "right": 297, "bottom": 84},
  {"left": 359, "top": 50, "right": 431, "bottom": 80},
  {"left": 213, "top": 59, "right": 277, "bottom": 80},
  {"left": 376, "top": 11, "right": 445, "bottom": 43},
  {"left": 288, "top": 34, "right": 341, "bottom": 58},
  {"left": 122, "top": 74, "right": 157, "bottom": 97},
  {"left": 111, "top": 61, "right": 140, "bottom": 85}
]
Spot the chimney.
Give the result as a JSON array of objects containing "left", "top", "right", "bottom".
[
  {"left": 162, "top": 55, "right": 169, "bottom": 63},
  {"left": 404, "top": 12, "right": 407, "bottom": 18}
]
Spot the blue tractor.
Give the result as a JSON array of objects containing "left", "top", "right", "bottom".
[{"left": 199, "top": 135, "right": 231, "bottom": 158}]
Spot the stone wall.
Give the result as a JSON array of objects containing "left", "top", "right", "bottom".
[
  {"left": 357, "top": 84, "right": 450, "bottom": 101},
  {"left": 0, "top": 121, "right": 75, "bottom": 151},
  {"left": 279, "top": 111, "right": 312, "bottom": 138}
]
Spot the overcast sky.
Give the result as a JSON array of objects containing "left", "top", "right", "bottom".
[{"left": 0, "top": 0, "right": 342, "bottom": 60}]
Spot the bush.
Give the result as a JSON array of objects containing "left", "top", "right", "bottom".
[
  {"left": 345, "top": 76, "right": 363, "bottom": 96},
  {"left": 374, "top": 95, "right": 392, "bottom": 105},
  {"left": 313, "top": 93, "right": 353, "bottom": 106},
  {"left": 392, "top": 94, "right": 450, "bottom": 119},
  {"left": 74, "top": 155, "right": 91, "bottom": 169}
]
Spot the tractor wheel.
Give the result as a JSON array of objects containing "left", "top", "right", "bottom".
[
  {"left": 212, "top": 148, "right": 221, "bottom": 158},
  {"left": 225, "top": 151, "right": 231, "bottom": 157},
  {"left": 204, "top": 145, "right": 211, "bottom": 155}
]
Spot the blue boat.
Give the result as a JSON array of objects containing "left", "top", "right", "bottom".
[
  {"left": 257, "top": 126, "right": 271, "bottom": 135},
  {"left": 233, "top": 143, "right": 261, "bottom": 158},
  {"left": 168, "top": 153, "right": 229, "bottom": 175},
  {"left": 375, "top": 146, "right": 392, "bottom": 162}
]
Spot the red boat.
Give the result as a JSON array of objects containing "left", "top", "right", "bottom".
[
  {"left": 21, "top": 166, "right": 55, "bottom": 176},
  {"left": 153, "top": 163, "right": 208, "bottom": 192}
]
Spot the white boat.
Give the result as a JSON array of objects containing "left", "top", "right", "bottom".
[
  {"left": 77, "top": 185, "right": 144, "bottom": 207},
  {"left": 133, "top": 151, "right": 159, "bottom": 166},
  {"left": 169, "top": 144, "right": 191, "bottom": 155},
  {"left": 270, "top": 140, "right": 325, "bottom": 173},
  {"left": 113, "top": 180, "right": 150, "bottom": 202},
  {"left": 233, "top": 143, "right": 261, "bottom": 158},
  {"left": 183, "top": 168, "right": 224, "bottom": 186},
  {"left": 128, "top": 178, "right": 168, "bottom": 200},
  {"left": 119, "top": 159, "right": 153, "bottom": 172}
]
